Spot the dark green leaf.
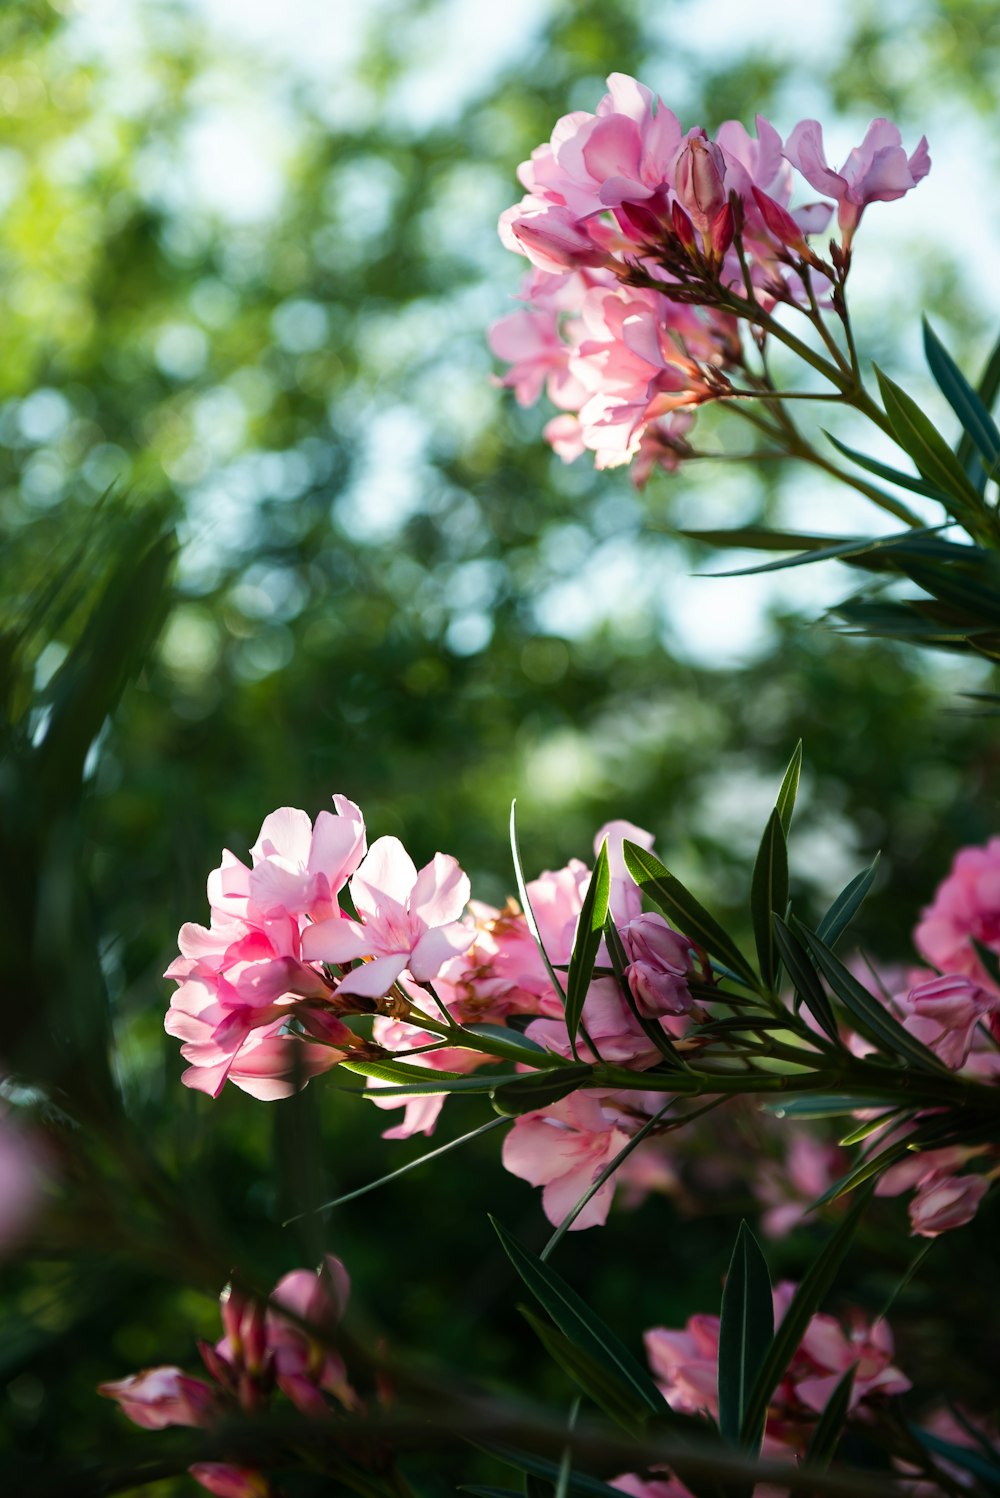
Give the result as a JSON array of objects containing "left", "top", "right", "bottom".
[
  {"left": 491, "top": 1065, "right": 594, "bottom": 1117},
  {"left": 923, "top": 318, "right": 1000, "bottom": 484},
  {"left": 825, "top": 431, "right": 953, "bottom": 502},
  {"left": 739, "top": 1189, "right": 871, "bottom": 1447},
  {"left": 565, "top": 840, "right": 610, "bottom": 1059},
  {"left": 805, "top": 1366, "right": 857, "bottom": 1470},
  {"left": 796, "top": 925, "right": 950, "bottom": 1074},
  {"left": 775, "top": 741, "right": 803, "bottom": 837},
  {"left": 679, "top": 526, "right": 840, "bottom": 552},
  {"left": 520, "top": 1307, "right": 649, "bottom": 1436},
  {"left": 772, "top": 917, "right": 839, "bottom": 1044},
  {"left": 750, "top": 809, "right": 788, "bottom": 991},
  {"left": 718, "top": 1222, "right": 774, "bottom": 1451},
  {"left": 763, "top": 1096, "right": 895, "bottom": 1120},
  {"left": 809, "top": 1136, "right": 913, "bottom": 1209},
  {"left": 816, "top": 855, "right": 880, "bottom": 949},
  {"left": 623, "top": 841, "right": 759, "bottom": 991},
  {"left": 874, "top": 365, "right": 985, "bottom": 518},
  {"left": 476, "top": 1446, "right": 628, "bottom": 1498},
  {"left": 958, "top": 328, "right": 1000, "bottom": 484},
  {"left": 489, "top": 1217, "right": 672, "bottom": 1421}
]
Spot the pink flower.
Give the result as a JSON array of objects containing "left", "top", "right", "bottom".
[
  {"left": 99, "top": 1366, "right": 219, "bottom": 1429},
  {"left": 613, "top": 1474, "right": 693, "bottom": 1498},
  {"left": 790, "top": 1294, "right": 910, "bottom": 1411},
  {"left": 189, "top": 1465, "right": 273, "bottom": 1498},
  {"left": 266, "top": 1255, "right": 357, "bottom": 1415},
  {"left": 755, "top": 1130, "right": 845, "bottom": 1239},
  {"left": 301, "top": 836, "right": 471, "bottom": 999},
  {"left": 488, "top": 308, "right": 587, "bottom": 409},
  {"left": 783, "top": 118, "right": 930, "bottom": 245},
  {"left": 674, "top": 134, "right": 727, "bottom": 237},
  {"left": 914, "top": 837, "right": 1000, "bottom": 990},
  {"left": 646, "top": 1315, "right": 722, "bottom": 1418},
  {"left": 908, "top": 1171, "right": 989, "bottom": 1237},
  {"left": 527, "top": 976, "right": 670, "bottom": 1068},
  {"left": 896, "top": 973, "right": 997, "bottom": 1070},
  {"left": 619, "top": 913, "right": 694, "bottom": 1018},
  {"left": 502, "top": 1091, "right": 631, "bottom": 1229}
]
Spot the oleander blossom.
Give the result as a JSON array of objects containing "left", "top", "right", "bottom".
[
  {"left": 644, "top": 1282, "right": 910, "bottom": 1461},
  {"left": 914, "top": 837, "right": 1000, "bottom": 996},
  {"left": 491, "top": 73, "right": 929, "bottom": 480},
  {"left": 100, "top": 1257, "right": 355, "bottom": 1498}
]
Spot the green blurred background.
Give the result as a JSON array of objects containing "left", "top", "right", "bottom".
[{"left": 2, "top": 0, "right": 1000, "bottom": 1491}]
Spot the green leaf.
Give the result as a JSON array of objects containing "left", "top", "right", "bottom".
[
  {"left": 476, "top": 1446, "right": 628, "bottom": 1498},
  {"left": 491, "top": 1064, "right": 594, "bottom": 1117},
  {"left": 958, "top": 328, "right": 1000, "bottom": 484},
  {"left": 623, "top": 841, "right": 759, "bottom": 992},
  {"left": 295, "top": 1115, "right": 510, "bottom": 1219},
  {"left": 565, "top": 840, "right": 610, "bottom": 1060},
  {"left": 825, "top": 431, "right": 953, "bottom": 502},
  {"left": 772, "top": 917, "right": 839, "bottom": 1044},
  {"left": 816, "top": 856, "right": 880, "bottom": 949},
  {"left": 341, "top": 1057, "right": 509, "bottom": 1092},
  {"left": 463, "top": 1023, "right": 547, "bottom": 1056},
  {"left": 805, "top": 1366, "right": 857, "bottom": 1470},
  {"left": 679, "top": 526, "right": 839, "bottom": 552},
  {"left": 775, "top": 741, "right": 803, "bottom": 837},
  {"left": 874, "top": 364, "right": 985, "bottom": 518},
  {"left": 796, "top": 925, "right": 951, "bottom": 1074},
  {"left": 718, "top": 1222, "right": 774, "bottom": 1451},
  {"left": 511, "top": 799, "right": 566, "bottom": 1004},
  {"left": 763, "top": 1096, "right": 895, "bottom": 1120},
  {"left": 739, "top": 1189, "right": 871, "bottom": 1447},
  {"left": 750, "top": 809, "right": 788, "bottom": 991},
  {"left": 923, "top": 318, "right": 1000, "bottom": 484},
  {"left": 489, "top": 1216, "right": 673, "bottom": 1422},
  {"left": 809, "top": 1135, "right": 912, "bottom": 1209},
  {"left": 520, "top": 1307, "right": 649, "bottom": 1436}
]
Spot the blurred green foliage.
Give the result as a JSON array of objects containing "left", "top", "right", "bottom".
[{"left": 2, "top": 1, "right": 1000, "bottom": 1492}]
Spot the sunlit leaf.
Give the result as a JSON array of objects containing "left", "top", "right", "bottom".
[
  {"left": 623, "top": 841, "right": 759, "bottom": 991},
  {"left": 565, "top": 840, "right": 610, "bottom": 1059}
]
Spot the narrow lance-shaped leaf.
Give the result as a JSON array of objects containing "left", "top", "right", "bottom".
[
  {"left": 750, "top": 809, "right": 788, "bottom": 991},
  {"left": 874, "top": 364, "right": 985, "bottom": 520},
  {"left": 564, "top": 840, "right": 610, "bottom": 1060},
  {"left": 957, "top": 327, "right": 1000, "bottom": 484},
  {"left": 718, "top": 1222, "right": 774, "bottom": 1451},
  {"left": 816, "top": 855, "right": 880, "bottom": 949},
  {"left": 775, "top": 740, "right": 803, "bottom": 837},
  {"left": 520, "top": 1307, "right": 648, "bottom": 1437},
  {"left": 824, "top": 431, "right": 953, "bottom": 503},
  {"left": 923, "top": 318, "right": 1000, "bottom": 485},
  {"left": 805, "top": 1366, "right": 857, "bottom": 1471},
  {"left": 739, "top": 1188, "right": 871, "bottom": 1447},
  {"left": 772, "top": 916, "right": 839, "bottom": 1045},
  {"left": 796, "top": 925, "right": 951, "bottom": 1074},
  {"left": 623, "top": 841, "right": 759, "bottom": 992},
  {"left": 489, "top": 1216, "right": 674, "bottom": 1423},
  {"left": 492, "top": 1064, "right": 594, "bottom": 1118}
]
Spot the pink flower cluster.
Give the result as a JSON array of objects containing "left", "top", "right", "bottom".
[
  {"left": 612, "top": 1286, "right": 910, "bottom": 1498},
  {"left": 490, "top": 74, "right": 928, "bottom": 478},
  {"left": 164, "top": 796, "right": 472, "bottom": 1098},
  {"left": 100, "top": 1256, "right": 355, "bottom": 1498},
  {"left": 167, "top": 798, "right": 701, "bottom": 1229}
]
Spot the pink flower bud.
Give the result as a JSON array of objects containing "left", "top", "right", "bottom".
[
  {"left": 750, "top": 187, "right": 807, "bottom": 251},
  {"left": 674, "top": 136, "right": 727, "bottom": 235},
  {"left": 190, "top": 1464, "right": 273, "bottom": 1498},
  {"left": 709, "top": 201, "right": 734, "bottom": 258},
  {"left": 98, "top": 1367, "right": 218, "bottom": 1429},
  {"left": 670, "top": 200, "right": 696, "bottom": 251},
  {"left": 620, "top": 914, "right": 693, "bottom": 1018},
  {"left": 909, "top": 1172, "right": 989, "bottom": 1237}
]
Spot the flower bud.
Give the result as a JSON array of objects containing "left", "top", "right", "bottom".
[
  {"left": 620, "top": 913, "right": 693, "bottom": 1018},
  {"left": 674, "top": 136, "right": 727, "bottom": 235},
  {"left": 909, "top": 1172, "right": 988, "bottom": 1237}
]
